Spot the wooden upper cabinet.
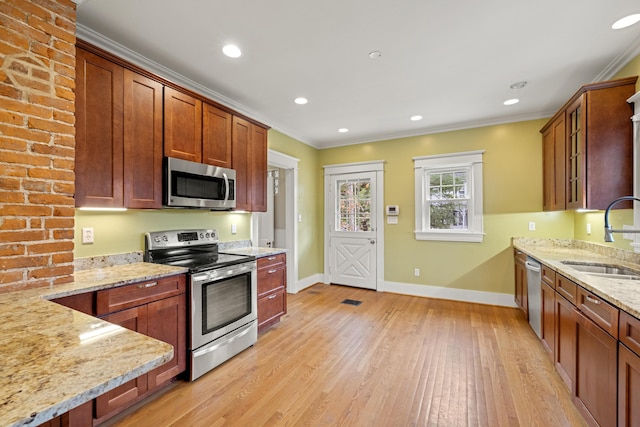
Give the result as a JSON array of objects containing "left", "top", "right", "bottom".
[
  {"left": 231, "top": 116, "right": 268, "bottom": 212},
  {"left": 542, "top": 114, "right": 566, "bottom": 211},
  {"left": 164, "top": 87, "right": 203, "bottom": 163},
  {"left": 123, "top": 70, "right": 163, "bottom": 209},
  {"left": 202, "top": 103, "right": 232, "bottom": 168},
  {"left": 75, "top": 47, "right": 124, "bottom": 207},
  {"left": 541, "top": 76, "right": 637, "bottom": 211},
  {"left": 250, "top": 124, "right": 268, "bottom": 212}
]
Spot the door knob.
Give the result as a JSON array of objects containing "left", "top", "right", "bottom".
[{"left": 370, "top": 240, "right": 375, "bottom": 244}]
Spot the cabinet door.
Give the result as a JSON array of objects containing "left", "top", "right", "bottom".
[
  {"left": 232, "top": 116, "right": 252, "bottom": 210},
  {"left": 146, "top": 294, "right": 187, "bottom": 390},
  {"left": 75, "top": 47, "right": 124, "bottom": 207},
  {"left": 554, "top": 293, "right": 576, "bottom": 391},
  {"left": 250, "top": 124, "right": 268, "bottom": 212},
  {"left": 540, "top": 281, "right": 555, "bottom": 360},
  {"left": 574, "top": 310, "right": 617, "bottom": 427},
  {"left": 258, "top": 288, "right": 287, "bottom": 331},
  {"left": 123, "top": 70, "right": 163, "bottom": 208},
  {"left": 164, "top": 87, "right": 202, "bottom": 162},
  {"left": 565, "top": 96, "right": 586, "bottom": 210},
  {"left": 542, "top": 115, "right": 566, "bottom": 211},
  {"left": 619, "top": 343, "right": 640, "bottom": 427},
  {"left": 203, "top": 103, "right": 232, "bottom": 168},
  {"left": 95, "top": 306, "right": 149, "bottom": 421},
  {"left": 514, "top": 256, "right": 527, "bottom": 319}
]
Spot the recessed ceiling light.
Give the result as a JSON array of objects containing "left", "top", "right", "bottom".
[
  {"left": 338, "top": 128, "right": 349, "bottom": 133},
  {"left": 294, "top": 97, "right": 308, "bottom": 105},
  {"left": 410, "top": 115, "right": 423, "bottom": 121},
  {"left": 504, "top": 98, "right": 520, "bottom": 106},
  {"left": 509, "top": 81, "right": 527, "bottom": 90},
  {"left": 612, "top": 14, "right": 640, "bottom": 30},
  {"left": 368, "top": 51, "right": 382, "bottom": 60},
  {"left": 222, "top": 44, "right": 242, "bottom": 58}
]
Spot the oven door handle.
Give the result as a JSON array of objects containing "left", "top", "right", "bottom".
[
  {"left": 193, "top": 321, "right": 255, "bottom": 358},
  {"left": 223, "top": 172, "right": 230, "bottom": 205}
]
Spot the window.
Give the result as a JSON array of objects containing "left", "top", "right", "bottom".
[
  {"left": 336, "top": 177, "right": 371, "bottom": 232},
  {"left": 414, "top": 150, "right": 484, "bottom": 242}
]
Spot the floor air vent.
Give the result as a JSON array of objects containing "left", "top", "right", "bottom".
[{"left": 341, "top": 299, "right": 362, "bottom": 306}]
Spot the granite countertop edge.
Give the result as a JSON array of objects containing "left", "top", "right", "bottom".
[
  {"left": 512, "top": 238, "right": 640, "bottom": 319},
  {"left": 1, "top": 262, "right": 187, "bottom": 427},
  {"left": 222, "top": 247, "right": 288, "bottom": 258}
]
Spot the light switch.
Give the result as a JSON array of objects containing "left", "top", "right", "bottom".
[{"left": 528, "top": 222, "right": 536, "bottom": 231}]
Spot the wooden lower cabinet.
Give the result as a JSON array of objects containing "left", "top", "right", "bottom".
[
  {"left": 554, "top": 293, "right": 576, "bottom": 391},
  {"left": 540, "top": 280, "right": 555, "bottom": 359},
  {"left": 37, "top": 402, "right": 92, "bottom": 427},
  {"left": 574, "top": 310, "right": 618, "bottom": 427},
  {"left": 619, "top": 343, "right": 640, "bottom": 427},
  {"left": 257, "top": 254, "right": 287, "bottom": 332},
  {"left": 514, "top": 250, "right": 528, "bottom": 319}
]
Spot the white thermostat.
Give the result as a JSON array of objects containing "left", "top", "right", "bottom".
[{"left": 386, "top": 205, "right": 399, "bottom": 216}]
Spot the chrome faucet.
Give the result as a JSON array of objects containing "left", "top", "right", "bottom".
[{"left": 603, "top": 196, "right": 640, "bottom": 242}]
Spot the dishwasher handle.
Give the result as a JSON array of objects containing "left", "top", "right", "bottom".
[{"left": 525, "top": 260, "right": 541, "bottom": 273}]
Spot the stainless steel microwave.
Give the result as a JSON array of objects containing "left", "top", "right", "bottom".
[{"left": 163, "top": 157, "right": 236, "bottom": 210}]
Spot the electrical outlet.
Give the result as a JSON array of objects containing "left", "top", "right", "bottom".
[
  {"left": 414, "top": 268, "right": 420, "bottom": 277},
  {"left": 586, "top": 223, "right": 592, "bottom": 235},
  {"left": 82, "top": 227, "right": 94, "bottom": 244},
  {"left": 528, "top": 222, "right": 536, "bottom": 231},
  {"left": 231, "top": 223, "right": 237, "bottom": 234}
]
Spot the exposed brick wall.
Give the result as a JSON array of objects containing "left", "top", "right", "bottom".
[{"left": 0, "top": 0, "right": 77, "bottom": 292}]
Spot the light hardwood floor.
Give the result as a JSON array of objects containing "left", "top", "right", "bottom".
[{"left": 105, "top": 284, "right": 586, "bottom": 427}]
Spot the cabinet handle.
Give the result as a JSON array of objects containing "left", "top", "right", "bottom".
[
  {"left": 138, "top": 281, "right": 158, "bottom": 289},
  {"left": 267, "top": 256, "right": 277, "bottom": 260},
  {"left": 268, "top": 269, "right": 277, "bottom": 274},
  {"left": 586, "top": 295, "right": 601, "bottom": 305},
  {"left": 268, "top": 293, "right": 277, "bottom": 299}
]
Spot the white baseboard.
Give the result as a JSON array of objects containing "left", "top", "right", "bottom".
[
  {"left": 383, "top": 281, "right": 517, "bottom": 308},
  {"left": 291, "top": 273, "right": 324, "bottom": 294}
]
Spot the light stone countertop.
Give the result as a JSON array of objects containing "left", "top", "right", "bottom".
[
  {"left": 512, "top": 238, "right": 640, "bottom": 318},
  {"left": 1, "top": 262, "right": 188, "bottom": 427},
  {"left": 222, "top": 247, "right": 287, "bottom": 258}
]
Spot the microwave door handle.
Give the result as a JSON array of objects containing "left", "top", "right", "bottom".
[{"left": 223, "top": 172, "right": 229, "bottom": 204}]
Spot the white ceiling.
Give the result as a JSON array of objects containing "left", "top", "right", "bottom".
[{"left": 75, "top": 0, "right": 640, "bottom": 149}]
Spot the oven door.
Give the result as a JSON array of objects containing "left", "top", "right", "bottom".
[{"left": 190, "top": 261, "right": 257, "bottom": 351}]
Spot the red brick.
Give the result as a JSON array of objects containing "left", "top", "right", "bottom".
[
  {"left": 0, "top": 229, "right": 47, "bottom": 243},
  {"left": 0, "top": 81, "right": 23, "bottom": 99},
  {"left": 0, "top": 98, "right": 52, "bottom": 119},
  {"left": 0, "top": 218, "right": 26, "bottom": 230},
  {"left": 0, "top": 255, "right": 49, "bottom": 269},
  {"left": 0, "top": 204, "right": 52, "bottom": 216},
  {"left": 11, "top": 0, "right": 53, "bottom": 22},
  {"left": 1, "top": 151, "right": 52, "bottom": 167},
  {"left": 28, "top": 264, "right": 73, "bottom": 279},
  {"left": 28, "top": 168, "right": 74, "bottom": 181},
  {"left": 28, "top": 117, "right": 74, "bottom": 135},
  {"left": 0, "top": 164, "right": 27, "bottom": 177},
  {"left": 53, "top": 229, "right": 73, "bottom": 239},
  {"left": 0, "top": 191, "right": 24, "bottom": 203},
  {"left": 53, "top": 181, "right": 73, "bottom": 195},
  {"left": 0, "top": 177, "right": 21, "bottom": 190},
  {"left": 30, "top": 0, "right": 76, "bottom": 20},
  {"left": 54, "top": 86, "right": 74, "bottom": 101},
  {"left": 28, "top": 93, "right": 73, "bottom": 111},
  {"left": 28, "top": 15, "right": 73, "bottom": 43},
  {"left": 28, "top": 193, "right": 74, "bottom": 205},
  {"left": 22, "top": 179, "right": 51, "bottom": 192},
  {"left": 0, "top": 110, "right": 25, "bottom": 126},
  {"left": 44, "top": 217, "right": 73, "bottom": 229},
  {"left": 52, "top": 134, "right": 74, "bottom": 148},
  {"left": 0, "top": 243, "right": 24, "bottom": 256},
  {"left": 52, "top": 109, "right": 74, "bottom": 125},
  {"left": 0, "top": 123, "right": 51, "bottom": 143},
  {"left": 30, "top": 40, "right": 74, "bottom": 66},
  {"left": 52, "top": 157, "right": 74, "bottom": 169},
  {"left": 30, "top": 143, "right": 75, "bottom": 159},
  {"left": 28, "top": 240, "right": 73, "bottom": 254},
  {"left": 0, "top": 270, "right": 24, "bottom": 285},
  {"left": 0, "top": 137, "right": 28, "bottom": 151},
  {"left": 53, "top": 274, "right": 73, "bottom": 286},
  {"left": 53, "top": 206, "right": 74, "bottom": 217},
  {"left": 32, "top": 68, "right": 50, "bottom": 81},
  {"left": 0, "top": 26, "right": 29, "bottom": 50},
  {"left": 52, "top": 252, "right": 73, "bottom": 264},
  {"left": 53, "top": 39, "right": 74, "bottom": 56},
  {"left": 12, "top": 73, "right": 51, "bottom": 93},
  {"left": 0, "top": 2, "right": 27, "bottom": 23},
  {"left": 0, "top": 14, "right": 50, "bottom": 44},
  {"left": 0, "top": 40, "right": 26, "bottom": 57},
  {"left": 53, "top": 62, "right": 74, "bottom": 79},
  {"left": 29, "top": 218, "right": 42, "bottom": 228}
]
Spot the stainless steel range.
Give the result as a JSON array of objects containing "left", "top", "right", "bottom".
[{"left": 144, "top": 229, "right": 257, "bottom": 381}]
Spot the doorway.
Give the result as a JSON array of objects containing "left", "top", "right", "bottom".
[
  {"left": 324, "top": 161, "right": 384, "bottom": 290},
  {"left": 253, "top": 149, "right": 299, "bottom": 293}
]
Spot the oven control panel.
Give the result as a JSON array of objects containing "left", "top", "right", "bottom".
[{"left": 145, "top": 229, "right": 219, "bottom": 249}]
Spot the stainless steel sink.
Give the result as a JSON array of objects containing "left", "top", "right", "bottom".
[{"left": 561, "top": 261, "right": 640, "bottom": 280}]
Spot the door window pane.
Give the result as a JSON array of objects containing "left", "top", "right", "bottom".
[{"left": 336, "top": 178, "right": 371, "bottom": 232}]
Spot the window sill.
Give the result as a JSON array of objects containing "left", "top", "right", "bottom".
[{"left": 414, "top": 230, "right": 484, "bottom": 243}]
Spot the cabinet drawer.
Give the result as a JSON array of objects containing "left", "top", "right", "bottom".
[
  {"left": 258, "top": 253, "right": 286, "bottom": 269},
  {"left": 541, "top": 264, "right": 555, "bottom": 288},
  {"left": 97, "top": 274, "right": 186, "bottom": 315},
  {"left": 514, "top": 249, "right": 526, "bottom": 263},
  {"left": 555, "top": 274, "right": 577, "bottom": 305},
  {"left": 620, "top": 311, "right": 640, "bottom": 355},
  {"left": 258, "top": 288, "right": 286, "bottom": 327},
  {"left": 257, "top": 265, "right": 285, "bottom": 297},
  {"left": 576, "top": 287, "right": 619, "bottom": 338}
]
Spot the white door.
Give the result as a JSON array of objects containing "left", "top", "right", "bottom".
[
  {"left": 257, "top": 174, "right": 274, "bottom": 247},
  {"left": 329, "top": 172, "right": 377, "bottom": 289}
]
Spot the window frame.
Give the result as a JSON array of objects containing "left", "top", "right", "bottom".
[{"left": 414, "top": 150, "right": 484, "bottom": 242}]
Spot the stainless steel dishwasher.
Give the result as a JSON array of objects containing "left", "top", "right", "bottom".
[{"left": 525, "top": 257, "right": 542, "bottom": 338}]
